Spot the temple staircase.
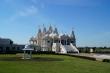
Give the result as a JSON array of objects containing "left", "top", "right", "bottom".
[{"left": 52, "top": 43, "right": 79, "bottom": 54}]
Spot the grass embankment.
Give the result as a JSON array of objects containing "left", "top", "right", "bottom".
[{"left": 0, "top": 54, "right": 110, "bottom": 73}]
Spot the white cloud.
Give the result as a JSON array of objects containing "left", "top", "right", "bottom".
[
  {"left": 19, "top": 5, "right": 38, "bottom": 16},
  {"left": 5, "top": 5, "right": 38, "bottom": 24}
]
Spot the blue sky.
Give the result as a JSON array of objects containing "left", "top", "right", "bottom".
[{"left": 0, "top": 0, "right": 110, "bottom": 47}]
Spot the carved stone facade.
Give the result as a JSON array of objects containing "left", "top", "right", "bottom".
[{"left": 29, "top": 25, "right": 79, "bottom": 53}]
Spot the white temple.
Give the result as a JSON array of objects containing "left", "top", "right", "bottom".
[{"left": 29, "top": 25, "right": 79, "bottom": 54}]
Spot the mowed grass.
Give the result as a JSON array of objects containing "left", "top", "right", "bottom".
[{"left": 0, "top": 54, "right": 110, "bottom": 73}]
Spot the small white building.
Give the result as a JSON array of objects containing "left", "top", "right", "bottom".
[{"left": 29, "top": 25, "right": 79, "bottom": 54}]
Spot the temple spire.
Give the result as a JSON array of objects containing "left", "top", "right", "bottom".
[
  {"left": 43, "top": 24, "right": 46, "bottom": 33},
  {"left": 48, "top": 24, "right": 53, "bottom": 33},
  {"left": 38, "top": 28, "right": 41, "bottom": 34},
  {"left": 54, "top": 27, "right": 58, "bottom": 35},
  {"left": 71, "top": 28, "right": 75, "bottom": 38}
]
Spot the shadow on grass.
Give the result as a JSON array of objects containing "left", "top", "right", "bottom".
[{"left": 0, "top": 57, "right": 64, "bottom": 62}]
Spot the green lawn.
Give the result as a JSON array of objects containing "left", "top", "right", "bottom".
[{"left": 0, "top": 54, "right": 110, "bottom": 73}]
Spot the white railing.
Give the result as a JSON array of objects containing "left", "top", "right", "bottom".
[
  {"left": 70, "top": 43, "right": 79, "bottom": 53},
  {"left": 60, "top": 44, "right": 67, "bottom": 53},
  {"left": 52, "top": 43, "right": 57, "bottom": 52},
  {"left": 52, "top": 43, "right": 79, "bottom": 54}
]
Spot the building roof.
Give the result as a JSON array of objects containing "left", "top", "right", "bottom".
[
  {"left": 0, "top": 38, "right": 13, "bottom": 45},
  {"left": 22, "top": 48, "right": 33, "bottom": 51}
]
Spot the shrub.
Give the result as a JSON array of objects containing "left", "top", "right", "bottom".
[{"left": 103, "top": 59, "right": 110, "bottom": 63}]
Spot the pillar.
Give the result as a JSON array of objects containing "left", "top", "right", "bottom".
[
  {"left": 60, "top": 38, "right": 61, "bottom": 44},
  {"left": 30, "top": 51, "right": 32, "bottom": 59},
  {"left": 23, "top": 50, "right": 26, "bottom": 59},
  {"left": 66, "top": 39, "right": 67, "bottom": 45}
]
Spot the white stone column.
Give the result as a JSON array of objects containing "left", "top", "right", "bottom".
[
  {"left": 23, "top": 50, "right": 26, "bottom": 59},
  {"left": 66, "top": 39, "right": 67, "bottom": 45},
  {"left": 30, "top": 51, "right": 32, "bottom": 59},
  {"left": 60, "top": 38, "right": 61, "bottom": 44},
  {"left": 33, "top": 41, "right": 34, "bottom": 44}
]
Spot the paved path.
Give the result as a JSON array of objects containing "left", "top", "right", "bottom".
[{"left": 70, "top": 53, "right": 110, "bottom": 61}]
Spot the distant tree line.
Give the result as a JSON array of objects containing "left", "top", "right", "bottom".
[{"left": 78, "top": 47, "right": 110, "bottom": 53}]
